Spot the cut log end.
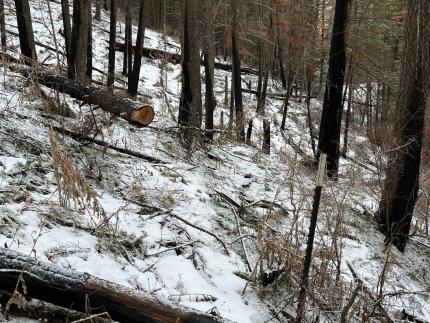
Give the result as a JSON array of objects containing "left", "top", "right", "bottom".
[{"left": 130, "top": 105, "right": 155, "bottom": 126}]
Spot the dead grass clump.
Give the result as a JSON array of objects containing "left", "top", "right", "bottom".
[{"left": 49, "top": 128, "right": 106, "bottom": 222}]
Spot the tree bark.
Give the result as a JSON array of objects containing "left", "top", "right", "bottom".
[
  {"left": 203, "top": 0, "right": 217, "bottom": 141},
  {"left": 262, "top": 118, "right": 270, "bottom": 154},
  {"left": 12, "top": 64, "right": 154, "bottom": 127},
  {"left": 178, "top": 0, "right": 202, "bottom": 148},
  {"left": 86, "top": 7, "right": 92, "bottom": 79},
  {"left": 316, "top": 0, "right": 351, "bottom": 178},
  {"left": 107, "top": 0, "right": 116, "bottom": 89},
  {"left": 122, "top": 0, "right": 131, "bottom": 76},
  {"left": 14, "top": 0, "right": 37, "bottom": 62},
  {"left": 0, "top": 0, "right": 6, "bottom": 49},
  {"left": 0, "top": 248, "right": 226, "bottom": 323},
  {"left": 376, "top": 0, "right": 430, "bottom": 252},
  {"left": 68, "top": 0, "right": 91, "bottom": 82},
  {"left": 128, "top": 0, "right": 145, "bottom": 97},
  {"left": 61, "top": 0, "right": 72, "bottom": 67},
  {"left": 231, "top": 0, "right": 244, "bottom": 141}
]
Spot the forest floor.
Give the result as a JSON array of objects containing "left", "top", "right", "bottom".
[{"left": 1, "top": 0, "right": 430, "bottom": 322}]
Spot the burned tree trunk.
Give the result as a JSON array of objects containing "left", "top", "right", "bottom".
[
  {"left": 123, "top": 0, "right": 132, "bottom": 76},
  {"left": 68, "top": 0, "right": 91, "bottom": 82},
  {"left": 0, "top": 0, "right": 6, "bottom": 49},
  {"left": 262, "top": 118, "right": 270, "bottom": 154},
  {"left": 316, "top": 0, "right": 351, "bottom": 178},
  {"left": 128, "top": 0, "right": 145, "bottom": 97},
  {"left": 14, "top": 0, "right": 37, "bottom": 62},
  {"left": 376, "top": 0, "right": 430, "bottom": 252},
  {"left": 231, "top": 0, "right": 245, "bottom": 141},
  {"left": 0, "top": 248, "right": 225, "bottom": 323},
  {"left": 178, "top": 0, "right": 202, "bottom": 148},
  {"left": 86, "top": 7, "right": 92, "bottom": 80},
  {"left": 61, "top": 0, "right": 72, "bottom": 66},
  {"left": 203, "top": 0, "right": 217, "bottom": 141},
  {"left": 107, "top": 0, "right": 117, "bottom": 89}
]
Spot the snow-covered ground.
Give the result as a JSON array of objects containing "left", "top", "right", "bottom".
[{"left": 1, "top": 0, "right": 430, "bottom": 322}]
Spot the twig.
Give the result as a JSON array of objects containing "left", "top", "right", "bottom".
[
  {"left": 340, "top": 281, "right": 362, "bottom": 323},
  {"left": 232, "top": 208, "right": 252, "bottom": 272},
  {"left": 166, "top": 212, "right": 230, "bottom": 256}
]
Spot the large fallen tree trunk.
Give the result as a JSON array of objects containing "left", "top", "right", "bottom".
[
  {"left": 0, "top": 248, "right": 228, "bottom": 323},
  {"left": 114, "top": 42, "right": 258, "bottom": 75},
  {"left": 1, "top": 52, "right": 154, "bottom": 127}
]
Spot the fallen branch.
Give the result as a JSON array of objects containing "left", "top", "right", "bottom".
[
  {"left": 166, "top": 212, "right": 230, "bottom": 256},
  {"left": 114, "top": 42, "right": 258, "bottom": 75},
  {"left": 50, "top": 126, "right": 168, "bottom": 164},
  {"left": 0, "top": 248, "right": 230, "bottom": 323}
]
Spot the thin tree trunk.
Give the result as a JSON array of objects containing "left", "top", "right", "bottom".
[
  {"left": 14, "top": 0, "right": 37, "bottom": 62},
  {"left": 0, "top": 0, "right": 7, "bottom": 49},
  {"left": 61, "top": 0, "right": 72, "bottom": 67},
  {"left": 128, "top": 0, "right": 145, "bottom": 96},
  {"left": 316, "top": 0, "right": 351, "bottom": 179},
  {"left": 95, "top": 0, "right": 101, "bottom": 20},
  {"left": 231, "top": 0, "right": 245, "bottom": 141},
  {"left": 107, "top": 0, "right": 116, "bottom": 89},
  {"left": 203, "top": 0, "right": 216, "bottom": 141},
  {"left": 46, "top": 0, "right": 60, "bottom": 68},
  {"left": 376, "top": 0, "right": 430, "bottom": 252},
  {"left": 122, "top": 1, "right": 131, "bottom": 75},
  {"left": 342, "top": 78, "right": 353, "bottom": 157},
  {"left": 262, "top": 118, "right": 270, "bottom": 154},
  {"left": 86, "top": 8, "right": 92, "bottom": 80}
]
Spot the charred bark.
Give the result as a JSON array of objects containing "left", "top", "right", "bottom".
[
  {"left": 0, "top": 0, "right": 6, "bottom": 49},
  {"left": 14, "top": 0, "right": 37, "bottom": 62},
  {"left": 376, "top": 0, "right": 430, "bottom": 252},
  {"left": 128, "top": 0, "right": 145, "bottom": 96},
  {"left": 0, "top": 248, "right": 226, "bottom": 323},
  {"left": 316, "top": 0, "right": 351, "bottom": 178},
  {"left": 107, "top": 0, "right": 116, "bottom": 89}
]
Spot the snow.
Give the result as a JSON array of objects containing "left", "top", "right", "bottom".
[{"left": 1, "top": 0, "right": 430, "bottom": 322}]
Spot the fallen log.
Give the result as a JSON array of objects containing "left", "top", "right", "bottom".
[
  {"left": 1, "top": 52, "right": 154, "bottom": 127},
  {"left": 114, "top": 42, "right": 258, "bottom": 75},
  {"left": 51, "top": 125, "right": 167, "bottom": 164},
  {"left": 0, "top": 248, "right": 229, "bottom": 323}
]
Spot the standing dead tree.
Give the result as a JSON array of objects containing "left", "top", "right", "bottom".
[
  {"left": 376, "top": 0, "right": 430, "bottom": 252},
  {"left": 14, "top": 0, "right": 37, "bottom": 62},
  {"left": 68, "top": 0, "right": 91, "bottom": 82},
  {"left": 178, "top": 0, "right": 202, "bottom": 149},
  {"left": 107, "top": 0, "right": 117, "bottom": 89},
  {"left": 316, "top": 0, "right": 351, "bottom": 178},
  {"left": 0, "top": 0, "right": 6, "bottom": 49},
  {"left": 231, "top": 0, "right": 245, "bottom": 141},
  {"left": 128, "top": 0, "right": 145, "bottom": 96}
]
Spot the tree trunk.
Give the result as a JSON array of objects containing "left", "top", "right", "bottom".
[
  {"left": 0, "top": 248, "right": 225, "bottom": 323},
  {"left": 86, "top": 8, "right": 92, "bottom": 79},
  {"left": 178, "top": 0, "right": 202, "bottom": 149},
  {"left": 203, "top": 0, "right": 217, "bottom": 141},
  {"left": 12, "top": 64, "right": 154, "bottom": 127},
  {"left": 122, "top": 0, "right": 131, "bottom": 75},
  {"left": 341, "top": 79, "right": 353, "bottom": 157},
  {"left": 95, "top": 0, "right": 101, "bottom": 20},
  {"left": 61, "top": 0, "right": 72, "bottom": 67},
  {"left": 376, "top": 0, "right": 430, "bottom": 252},
  {"left": 107, "top": 0, "right": 116, "bottom": 89},
  {"left": 316, "top": 0, "right": 351, "bottom": 179},
  {"left": 14, "top": 0, "right": 37, "bottom": 62},
  {"left": 0, "top": 0, "right": 7, "bottom": 49},
  {"left": 128, "top": 0, "right": 145, "bottom": 97},
  {"left": 231, "top": 0, "right": 245, "bottom": 141},
  {"left": 262, "top": 118, "right": 270, "bottom": 154},
  {"left": 68, "top": 0, "right": 91, "bottom": 82}
]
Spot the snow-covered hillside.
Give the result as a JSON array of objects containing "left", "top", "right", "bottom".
[{"left": 1, "top": 0, "right": 429, "bottom": 322}]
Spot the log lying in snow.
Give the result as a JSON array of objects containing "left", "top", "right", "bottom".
[
  {"left": 114, "top": 42, "right": 258, "bottom": 75},
  {"left": 1, "top": 52, "right": 154, "bottom": 127},
  {"left": 0, "top": 248, "right": 229, "bottom": 323}
]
